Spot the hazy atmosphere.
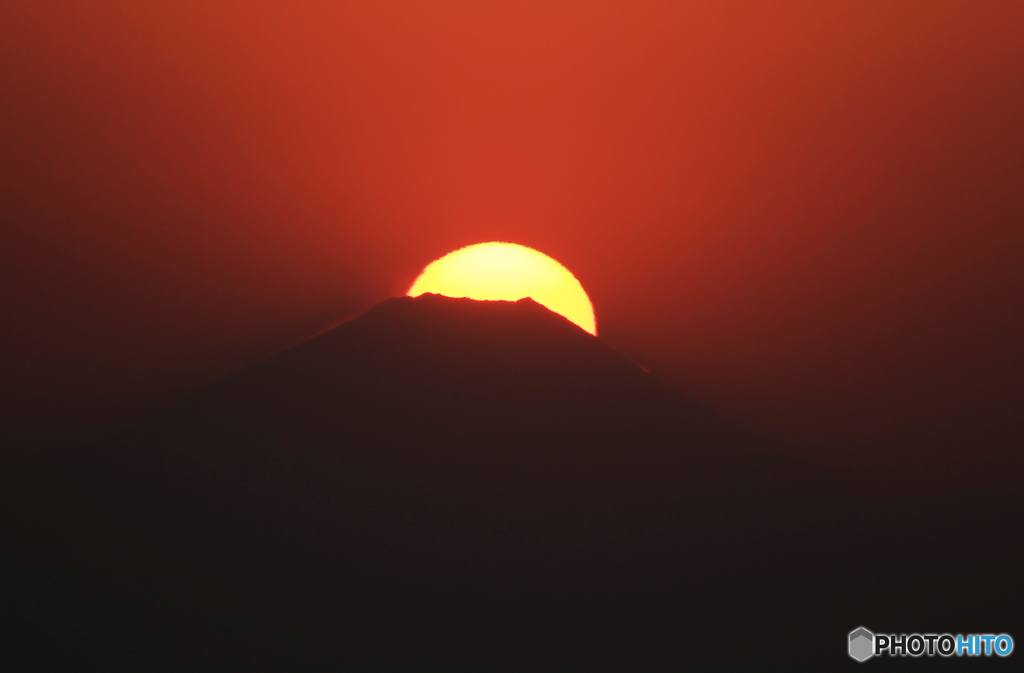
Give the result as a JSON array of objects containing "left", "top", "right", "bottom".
[{"left": 4, "top": 1, "right": 1023, "bottom": 479}]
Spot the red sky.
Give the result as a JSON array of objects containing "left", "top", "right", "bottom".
[{"left": 2, "top": 1, "right": 1022, "bottom": 480}]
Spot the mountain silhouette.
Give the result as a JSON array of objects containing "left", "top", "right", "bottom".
[{"left": 3, "top": 294, "right": 1020, "bottom": 671}]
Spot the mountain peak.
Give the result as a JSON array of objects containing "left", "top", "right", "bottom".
[
  {"left": 237, "top": 292, "right": 650, "bottom": 414},
  {"left": 347, "top": 292, "right": 597, "bottom": 347}
]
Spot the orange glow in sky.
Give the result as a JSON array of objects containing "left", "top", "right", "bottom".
[{"left": 408, "top": 242, "right": 597, "bottom": 335}]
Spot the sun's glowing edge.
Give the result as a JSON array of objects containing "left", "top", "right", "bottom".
[{"left": 408, "top": 242, "right": 597, "bottom": 335}]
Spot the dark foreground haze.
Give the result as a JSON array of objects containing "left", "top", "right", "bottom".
[{"left": 3, "top": 296, "right": 1020, "bottom": 670}]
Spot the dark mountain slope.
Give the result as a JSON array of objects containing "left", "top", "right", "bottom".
[
  {"left": 3, "top": 294, "right": 1020, "bottom": 671},
  {"left": 115, "top": 293, "right": 795, "bottom": 562}
]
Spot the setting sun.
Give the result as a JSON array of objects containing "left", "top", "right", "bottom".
[{"left": 408, "top": 242, "right": 596, "bottom": 335}]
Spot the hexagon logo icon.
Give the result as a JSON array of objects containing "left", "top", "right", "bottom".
[{"left": 849, "top": 627, "right": 874, "bottom": 662}]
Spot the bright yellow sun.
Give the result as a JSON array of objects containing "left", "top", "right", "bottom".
[{"left": 408, "top": 242, "right": 597, "bottom": 335}]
